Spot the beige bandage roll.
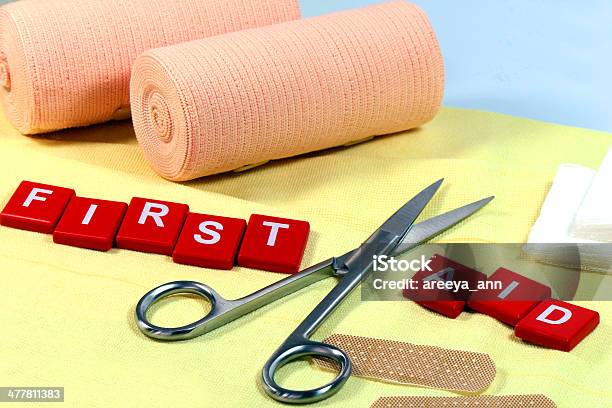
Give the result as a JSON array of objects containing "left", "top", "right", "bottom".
[
  {"left": 130, "top": 1, "right": 444, "bottom": 181},
  {"left": 0, "top": 0, "right": 300, "bottom": 134}
]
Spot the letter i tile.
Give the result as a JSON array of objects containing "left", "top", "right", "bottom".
[{"left": 53, "top": 197, "right": 128, "bottom": 251}]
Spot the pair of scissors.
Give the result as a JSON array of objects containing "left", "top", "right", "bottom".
[{"left": 135, "top": 179, "right": 493, "bottom": 404}]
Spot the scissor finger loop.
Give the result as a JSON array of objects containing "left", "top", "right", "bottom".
[
  {"left": 262, "top": 339, "right": 352, "bottom": 404},
  {"left": 135, "top": 280, "right": 230, "bottom": 341}
]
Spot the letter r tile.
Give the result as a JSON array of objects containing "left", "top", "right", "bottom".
[
  {"left": 237, "top": 214, "right": 310, "bottom": 274},
  {"left": 116, "top": 197, "right": 188, "bottom": 255}
]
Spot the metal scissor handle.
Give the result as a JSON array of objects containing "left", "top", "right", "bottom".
[
  {"left": 262, "top": 340, "right": 351, "bottom": 404},
  {"left": 262, "top": 336, "right": 351, "bottom": 404},
  {"left": 262, "top": 230, "right": 404, "bottom": 403},
  {"left": 135, "top": 281, "right": 234, "bottom": 340},
  {"left": 135, "top": 258, "right": 338, "bottom": 341}
]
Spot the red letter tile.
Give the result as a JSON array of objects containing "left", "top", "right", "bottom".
[
  {"left": 0, "top": 181, "right": 75, "bottom": 233},
  {"left": 237, "top": 214, "right": 310, "bottom": 274},
  {"left": 404, "top": 254, "right": 487, "bottom": 318},
  {"left": 515, "top": 299, "right": 600, "bottom": 351},
  {"left": 467, "top": 268, "right": 552, "bottom": 326},
  {"left": 53, "top": 197, "right": 127, "bottom": 251},
  {"left": 116, "top": 197, "right": 188, "bottom": 255},
  {"left": 172, "top": 213, "right": 246, "bottom": 270}
]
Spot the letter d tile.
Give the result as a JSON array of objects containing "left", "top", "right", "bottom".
[{"left": 515, "top": 299, "right": 600, "bottom": 351}]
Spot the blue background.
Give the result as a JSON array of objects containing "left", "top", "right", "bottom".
[
  {"left": 302, "top": 1, "right": 612, "bottom": 132},
  {"left": 0, "top": 0, "right": 609, "bottom": 131}
]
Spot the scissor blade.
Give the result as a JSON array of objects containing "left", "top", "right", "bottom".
[
  {"left": 391, "top": 196, "right": 494, "bottom": 255},
  {"left": 375, "top": 178, "right": 444, "bottom": 238}
]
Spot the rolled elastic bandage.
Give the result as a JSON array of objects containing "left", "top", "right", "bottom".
[
  {"left": 130, "top": 1, "right": 444, "bottom": 181},
  {"left": 0, "top": 0, "right": 300, "bottom": 134}
]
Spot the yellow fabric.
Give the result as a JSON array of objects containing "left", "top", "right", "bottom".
[{"left": 0, "top": 107, "right": 610, "bottom": 407}]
